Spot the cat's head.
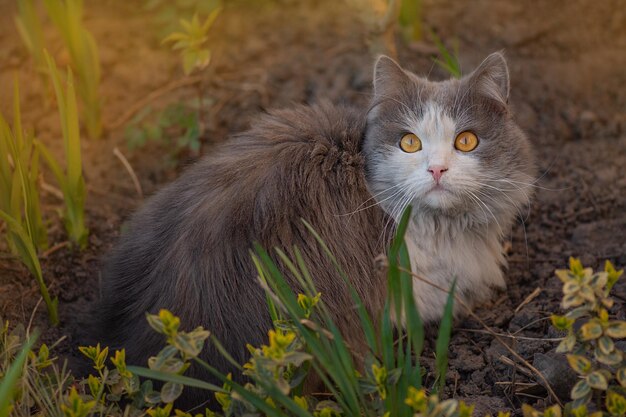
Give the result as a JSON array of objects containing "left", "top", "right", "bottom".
[{"left": 363, "top": 52, "right": 535, "bottom": 227}]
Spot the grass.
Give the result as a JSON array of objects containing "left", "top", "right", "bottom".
[
  {"left": 35, "top": 52, "right": 88, "bottom": 249},
  {"left": 42, "top": 0, "right": 102, "bottom": 139},
  {"left": 0, "top": 79, "right": 57, "bottom": 326},
  {"left": 430, "top": 30, "right": 461, "bottom": 78},
  {"left": 0, "top": 330, "right": 38, "bottom": 417}
]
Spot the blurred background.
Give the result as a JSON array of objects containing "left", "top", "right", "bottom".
[{"left": 0, "top": 0, "right": 625, "bottom": 413}]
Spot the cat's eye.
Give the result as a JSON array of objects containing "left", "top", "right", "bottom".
[
  {"left": 454, "top": 131, "right": 479, "bottom": 152},
  {"left": 399, "top": 133, "right": 422, "bottom": 153}
]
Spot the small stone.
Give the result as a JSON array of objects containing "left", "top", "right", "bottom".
[{"left": 533, "top": 351, "right": 578, "bottom": 401}]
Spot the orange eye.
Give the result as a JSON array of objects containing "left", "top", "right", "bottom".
[
  {"left": 454, "top": 131, "right": 479, "bottom": 152},
  {"left": 399, "top": 133, "right": 422, "bottom": 153}
]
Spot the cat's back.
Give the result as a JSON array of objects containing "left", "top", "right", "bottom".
[{"left": 97, "top": 102, "right": 388, "bottom": 393}]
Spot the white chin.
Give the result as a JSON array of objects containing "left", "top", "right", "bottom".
[{"left": 424, "top": 189, "right": 456, "bottom": 209}]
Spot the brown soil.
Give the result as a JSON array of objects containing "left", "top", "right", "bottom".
[{"left": 0, "top": 0, "right": 625, "bottom": 414}]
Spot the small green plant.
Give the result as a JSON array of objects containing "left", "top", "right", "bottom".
[
  {"left": 145, "top": 0, "right": 221, "bottom": 37},
  {"left": 0, "top": 80, "right": 57, "bottom": 326},
  {"left": 36, "top": 52, "right": 88, "bottom": 249},
  {"left": 430, "top": 31, "right": 461, "bottom": 79},
  {"left": 163, "top": 9, "right": 220, "bottom": 76},
  {"left": 549, "top": 258, "right": 626, "bottom": 412},
  {"left": 42, "top": 0, "right": 102, "bottom": 138},
  {"left": 125, "top": 103, "right": 203, "bottom": 162},
  {"left": 163, "top": 7, "right": 220, "bottom": 135}
]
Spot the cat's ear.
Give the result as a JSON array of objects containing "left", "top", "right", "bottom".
[
  {"left": 373, "top": 55, "right": 412, "bottom": 96},
  {"left": 467, "top": 52, "right": 510, "bottom": 105}
]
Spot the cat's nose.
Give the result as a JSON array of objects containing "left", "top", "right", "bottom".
[{"left": 428, "top": 165, "right": 448, "bottom": 183}]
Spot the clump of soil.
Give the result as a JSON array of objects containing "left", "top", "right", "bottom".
[{"left": 0, "top": 0, "right": 624, "bottom": 414}]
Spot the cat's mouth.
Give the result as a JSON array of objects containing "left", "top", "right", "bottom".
[{"left": 427, "top": 184, "right": 448, "bottom": 193}]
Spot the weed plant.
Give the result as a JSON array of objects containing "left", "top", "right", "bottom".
[
  {"left": 35, "top": 52, "right": 88, "bottom": 249},
  {"left": 0, "top": 80, "right": 57, "bottom": 325},
  {"left": 163, "top": 7, "right": 220, "bottom": 135}
]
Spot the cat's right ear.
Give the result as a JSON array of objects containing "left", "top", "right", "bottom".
[{"left": 373, "top": 55, "right": 411, "bottom": 97}]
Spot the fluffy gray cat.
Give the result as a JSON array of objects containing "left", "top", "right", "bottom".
[{"left": 96, "top": 52, "right": 534, "bottom": 408}]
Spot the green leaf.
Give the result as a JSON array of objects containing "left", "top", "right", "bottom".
[
  {"left": 435, "top": 279, "right": 456, "bottom": 394},
  {"left": 127, "top": 366, "right": 225, "bottom": 392},
  {"left": 567, "top": 354, "right": 592, "bottom": 375},
  {"left": 551, "top": 315, "right": 574, "bottom": 331},
  {"left": 160, "top": 381, "right": 183, "bottom": 403},
  {"left": 598, "top": 336, "right": 615, "bottom": 355},
  {"left": 617, "top": 368, "right": 626, "bottom": 388},
  {"left": 569, "top": 257, "right": 584, "bottom": 276},
  {"left": 579, "top": 320, "right": 603, "bottom": 340},
  {"left": 571, "top": 379, "right": 591, "bottom": 400},
  {"left": 606, "top": 321, "right": 626, "bottom": 339},
  {"left": 595, "top": 348, "right": 623, "bottom": 366},
  {"left": 586, "top": 371, "right": 608, "bottom": 390},
  {"left": 606, "top": 390, "right": 626, "bottom": 417},
  {"left": 556, "top": 334, "right": 576, "bottom": 353}
]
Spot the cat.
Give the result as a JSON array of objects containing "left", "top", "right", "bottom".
[{"left": 95, "top": 52, "right": 534, "bottom": 408}]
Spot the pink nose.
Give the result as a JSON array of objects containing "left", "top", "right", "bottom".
[{"left": 428, "top": 165, "right": 448, "bottom": 183}]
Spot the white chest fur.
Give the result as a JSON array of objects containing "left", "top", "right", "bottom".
[{"left": 404, "top": 215, "right": 507, "bottom": 322}]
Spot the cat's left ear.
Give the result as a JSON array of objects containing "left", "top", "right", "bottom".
[
  {"left": 467, "top": 52, "right": 510, "bottom": 105},
  {"left": 373, "top": 55, "right": 412, "bottom": 97}
]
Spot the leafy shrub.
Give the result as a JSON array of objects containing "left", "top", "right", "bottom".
[{"left": 546, "top": 258, "right": 626, "bottom": 414}]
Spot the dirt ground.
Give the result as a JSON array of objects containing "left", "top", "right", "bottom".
[{"left": 0, "top": 0, "right": 625, "bottom": 415}]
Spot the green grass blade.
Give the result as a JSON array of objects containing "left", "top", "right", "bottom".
[
  {"left": 64, "top": 69, "right": 82, "bottom": 189},
  {"left": 251, "top": 252, "right": 280, "bottom": 323},
  {"left": 434, "top": 279, "right": 456, "bottom": 394},
  {"left": 44, "top": 51, "right": 68, "bottom": 143},
  {"left": 399, "top": 241, "right": 423, "bottom": 387},
  {"left": 0, "top": 331, "right": 38, "bottom": 417},
  {"left": 430, "top": 30, "right": 461, "bottom": 78},
  {"left": 33, "top": 140, "right": 66, "bottom": 193},
  {"left": 126, "top": 365, "right": 225, "bottom": 392}
]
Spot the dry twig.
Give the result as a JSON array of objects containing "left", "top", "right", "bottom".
[{"left": 113, "top": 147, "right": 143, "bottom": 199}]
